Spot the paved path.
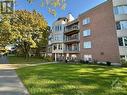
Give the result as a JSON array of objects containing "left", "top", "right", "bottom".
[
  {"left": 0, "top": 69, "right": 29, "bottom": 95},
  {"left": 0, "top": 62, "right": 56, "bottom": 95},
  {"left": 0, "top": 62, "right": 57, "bottom": 70}
]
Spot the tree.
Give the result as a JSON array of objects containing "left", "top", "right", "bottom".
[
  {"left": 27, "top": 0, "right": 66, "bottom": 16},
  {"left": 0, "top": 0, "right": 66, "bottom": 15},
  {"left": 0, "top": 10, "right": 48, "bottom": 59},
  {"left": 0, "top": 15, "right": 11, "bottom": 47}
]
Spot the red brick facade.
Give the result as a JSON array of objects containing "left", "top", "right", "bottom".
[{"left": 79, "top": 0, "right": 120, "bottom": 63}]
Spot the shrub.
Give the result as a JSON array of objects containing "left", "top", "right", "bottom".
[
  {"left": 120, "top": 59, "right": 127, "bottom": 67},
  {"left": 80, "top": 60, "right": 85, "bottom": 64},
  {"left": 106, "top": 61, "right": 111, "bottom": 66},
  {"left": 42, "top": 56, "right": 54, "bottom": 62},
  {"left": 85, "top": 61, "right": 90, "bottom": 64},
  {"left": 92, "top": 59, "right": 98, "bottom": 64}
]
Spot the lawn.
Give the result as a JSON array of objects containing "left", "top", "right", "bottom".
[
  {"left": 16, "top": 63, "right": 127, "bottom": 95},
  {"left": 8, "top": 56, "right": 44, "bottom": 64}
]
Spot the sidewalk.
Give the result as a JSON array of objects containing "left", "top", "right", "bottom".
[
  {"left": 0, "top": 62, "right": 56, "bottom": 95},
  {"left": 0, "top": 69, "right": 29, "bottom": 95},
  {"left": 0, "top": 62, "right": 57, "bottom": 70}
]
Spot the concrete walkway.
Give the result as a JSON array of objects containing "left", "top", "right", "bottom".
[
  {"left": 0, "top": 62, "right": 56, "bottom": 95},
  {"left": 0, "top": 62, "right": 57, "bottom": 70},
  {"left": 0, "top": 69, "right": 29, "bottom": 95}
]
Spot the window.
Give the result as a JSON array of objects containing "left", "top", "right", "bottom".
[
  {"left": 53, "top": 44, "right": 57, "bottom": 50},
  {"left": 116, "top": 22, "right": 121, "bottom": 30},
  {"left": 121, "top": 21, "right": 127, "bottom": 30},
  {"left": 57, "top": 26, "right": 59, "bottom": 31},
  {"left": 58, "top": 44, "right": 61, "bottom": 50},
  {"left": 83, "top": 41, "right": 91, "bottom": 48},
  {"left": 54, "top": 26, "right": 58, "bottom": 32},
  {"left": 116, "top": 21, "right": 127, "bottom": 30},
  {"left": 55, "top": 26, "right": 57, "bottom": 31},
  {"left": 84, "top": 55, "right": 92, "bottom": 61},
  {"left": 83, "top": 29, "right": 91, "bottom": 36},
  {"left": 53, "top": 25, "right": 63, "bottom": 32},
  {"left": 113, "top": 5, "right": 127, "bottom": 15},
  {"left": 118, "top": 37, "right": 127, "bottom": 46},
  {"left": 53, "top": 34, "right": 63, "bottom": 41},
  {"left": 52, "top": 26, "right": 54, "bottom": 32},
  {"left": 58, "top": 44, "right": 62, "bottom": 50},
  {"left": 124, "top": 37, "right": 127, "bottom": 46},
  {"left": 118, "top": 37, "right": 123, "bottom": 46},
  {"left": 83, "top": 18, "right": 91, "bottom": 25},
  {"left": 59, "top": 25, "right": 62, "bottom": 31}
]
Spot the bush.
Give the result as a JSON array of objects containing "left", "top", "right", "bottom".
[
  {"left": 42, "top": 56, "right": 54, "bottom": 62},
  {"left": 79, "top": 60, "right": 92, "bottom": 64},
  {"left": 120, "top": 59, "right": 127, "bottom": 67},
  {"left": 80, "top": 60, "right": 85, "bottom": 64},
  {"left": 85, "top": 61, "right": 90, "bottom": 64},
  {"left": 106, "top": 61, "right": 111, "bottom": 66},
  {"left": 92, "top": 59, "right": 98, "bottom": 64}
]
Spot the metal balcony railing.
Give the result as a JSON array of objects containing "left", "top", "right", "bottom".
[
  {"left": 65, "top": 48, "right": 79, "bottom": 52},
  {"left": 64, "top": 34, "right": 79, "bottom": 42},
  {"left": 65, "top": 37, "right": 79, "bottom": 41},
  {"left": 65, "top": 25, "right": 79, "bottom": 33}
]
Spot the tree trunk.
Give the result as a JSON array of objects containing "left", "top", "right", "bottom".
[{"left": 23, "top": 41, "right": 31, "bottom": 61}]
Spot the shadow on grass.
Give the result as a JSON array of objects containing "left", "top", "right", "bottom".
[
  {"left": 8, "top": 56, "right": 45, "bottom": 64},
  {"left": 16, "top": 63, "right": 127, "bottom": 95}
]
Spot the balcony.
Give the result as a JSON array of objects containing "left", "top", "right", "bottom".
[
  {"left": 64, "top": 34, "right": 79, "bottom": 43},
  {"left": 64, "top": 38, "right": 79, "bottom": 43},
  {"left": 64, "top": 25, "right": 79, "bottom": 35},
  {"left": 64, "top": 44, "right": 80, "bottom": 53},
  {"left": 64, "top": 48, "right": 80, "bottom": 53}
]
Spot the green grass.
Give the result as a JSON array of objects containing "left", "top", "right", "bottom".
[
  {"left": 8, "top": 56, "right": 44, "bottom": 64},
  {"left": 16, "top": 63, "right": 127, "bottom": 95}
]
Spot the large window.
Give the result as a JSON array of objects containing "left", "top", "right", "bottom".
[
  {"left": 52, "top": 25, "right": 62, "bottom": 32},
  {"left": 83, "top": 29, "right": 91, "bottom": 36},
  {"left": 83, "top": 41, "right": 92, "bottom": 48},
  {"left": 114, "top": 5, "right": 127, "bottom": 15},
  {"left": 83, "top": 18, "right": 91, "bottom": 25},
  {"left": 116, "top": 21, "right": 127, "bottom": 30},
  {"left": 53, "top": 35, "right": 63, "bottom": 41},
  {"left": 118, "top": 37, "right": 127, "bottom": 46}
]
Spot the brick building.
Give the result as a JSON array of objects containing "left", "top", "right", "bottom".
[{"left": 49, "top": 0, "right": 127, "bottom": 63}]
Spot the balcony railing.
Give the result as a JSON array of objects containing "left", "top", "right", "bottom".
[
  {"left": 64, "top": 48, "right": 80, "bottom": 53},
  {"left": 65, "top": 46, "right": 79, "bottom": 51},
  {"left": 65, "top": 49, "right": 79, "bottom": 51},
  {"left": 65, "top": 25, "right": 79, "bottom": 33},
  {"left": 64, "top": 34, "right": 79, "bottom": 42},
  {"left": 65, "top": 37, "right": 79, "bottom": 41}
]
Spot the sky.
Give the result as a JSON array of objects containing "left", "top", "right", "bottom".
[{"left": 15, "top": 0, "right": 107, "bottom": 26}]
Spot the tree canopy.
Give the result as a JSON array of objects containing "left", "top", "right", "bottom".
[
  {"left": 0, "top": 10, "right": 49, "bottom": 58},
  {"left": 0, "top": 0, "right": 66, "bottom": 15},
  {"left": 27, "top": 0, "right": 66, "bottom": 16}
]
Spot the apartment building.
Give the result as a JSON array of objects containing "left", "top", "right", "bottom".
[
  {"left": 49, "top": 0, "right": 127, "bottom": 63},
  {"left": 79, "top": 0, "right": 121, "bottom": 63},
  {"left": 112, "top": 0, "right": 127, "bottom": 60},
  {"left": 64, "top": 19, "right": 80, "bottom": 60},
  {"left": 49, "top": 14, "right": 74, "bottom": 61}
]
